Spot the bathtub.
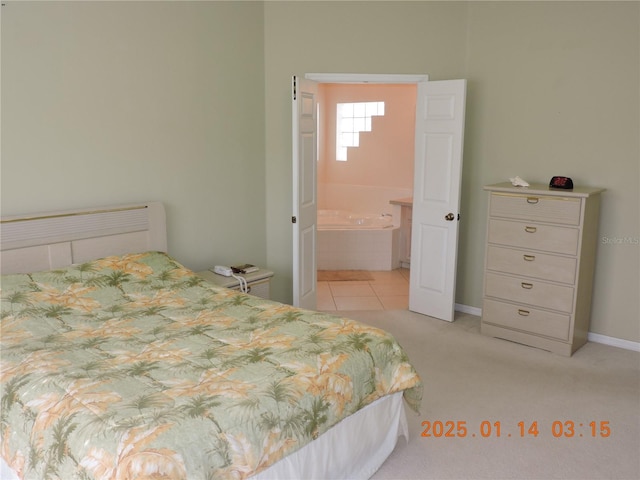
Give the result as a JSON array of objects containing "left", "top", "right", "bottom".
[
  {"left": 318, "top": 209, "right": 395, "bottom": 229},
  {"left": 317, "top": 209, "right": 401, "bottom": 271}
]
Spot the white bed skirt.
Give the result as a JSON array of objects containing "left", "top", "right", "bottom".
[
  {"left": 1, "top": 392, "right": 408, "bottom": 480},
  {"left": 253, "top": 391, "right": 408, "bottom": 480}
]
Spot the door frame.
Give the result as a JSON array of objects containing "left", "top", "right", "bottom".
[{"left": 306, "top": 73, "right": 428, "bottom": 84}]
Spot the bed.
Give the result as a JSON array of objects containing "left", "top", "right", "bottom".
[{"left": 0, "top": 202, "right": 422, "bottom": 480}]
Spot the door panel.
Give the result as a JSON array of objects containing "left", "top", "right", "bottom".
[
  {"left": 415, "top": 223, "right": 448, "bottom": 294},
  {"left": 292, "top": 76, "right": 318, "bottom": 309},
  {"left": 422, "top": 133, "right": 454, "bottom": 202},
  {"left": 409, "top": 79, "right": 467, "bottom": 322}
]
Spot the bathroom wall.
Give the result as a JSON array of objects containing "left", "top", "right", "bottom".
[{"left": 317, "top": 83, "right": 416, "bottom": 214}]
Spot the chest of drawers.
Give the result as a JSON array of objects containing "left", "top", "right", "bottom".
[{"left": 481, "top": 183, "right": 605, "bottom": 356}]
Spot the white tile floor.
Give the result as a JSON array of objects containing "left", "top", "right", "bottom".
[{"left": 317, "top": 268, "right": 410, "bottom": 311}]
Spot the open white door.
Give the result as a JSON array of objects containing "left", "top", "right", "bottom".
[
  {"left": 292, "top": 76, "right": 318, "bottom": 309},
  {"left": 409, "top": 79, "right": 467, "bottom": 322}
]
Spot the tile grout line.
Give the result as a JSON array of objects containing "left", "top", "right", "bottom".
[{"left": 319, "top": 271, "right": 410, "bottom": 311}]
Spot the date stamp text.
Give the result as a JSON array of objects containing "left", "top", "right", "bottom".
[{"left": 420, "top": 420, "right": 611, "bottom": 438}]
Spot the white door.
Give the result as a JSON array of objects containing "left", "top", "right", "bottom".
[
  {"left": 292, "top": 76, "right": 318, "bottom": 309},
  {"left": 409, "top": 79, "right": 467, "bottom": 322}
]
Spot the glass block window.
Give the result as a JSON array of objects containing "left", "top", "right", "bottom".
[{"left": 336, "top": 101, "right": 385, "bottom": 161}]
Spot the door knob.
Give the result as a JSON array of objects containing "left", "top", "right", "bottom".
[{"left": 445, "top": 213, "right": 455, "bottom": 221}]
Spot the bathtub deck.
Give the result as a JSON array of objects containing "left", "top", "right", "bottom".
[{"left": 317, "top": 268, "right": 410, "bottom": 311}]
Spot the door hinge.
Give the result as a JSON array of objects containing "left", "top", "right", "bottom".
[
  {"left": 292, "top": 76, "right": 297, "bottom": 101},
  {"left": 292, "top": 216, "right": 297, "bottom": 224}
]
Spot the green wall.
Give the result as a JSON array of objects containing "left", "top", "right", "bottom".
[{"left": 1, "top": 1, "right": 266, "bottom": 270}]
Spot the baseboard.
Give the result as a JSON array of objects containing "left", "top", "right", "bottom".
[
  {"left": 455, "top": 304, "right": 640, "bottom": 352},
  {"left": 587, "top": 332, "right": 640, "bottom": 352},
  {"left": 455, "top": 303, "right": 482, "bottom": 316}
]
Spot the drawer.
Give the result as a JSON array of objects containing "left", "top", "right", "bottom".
[
  {"left": 488, "top": 219, "right": 579, "bottom": 255},
  {"left": 484, "top": 272, "right": 574, "bottom": 313},
  {"left": 490, "top": 193, "right": 581, "bottom": 225},
  {"left": 247, "top": 278, "right": 270, "bottom": 299},
  {"left": 482, "top": 298, "right": 571, "bottom": 341},
  {"left": 227, "top": 278, "right": 270, "bottom": 299},
  {"left": 486, "top": 245, "right": 577, "bottom": 284}
]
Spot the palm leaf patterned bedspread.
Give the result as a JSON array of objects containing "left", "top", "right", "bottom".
[{"left": 1, "top": 251, "right": 422, "bottom": 480}]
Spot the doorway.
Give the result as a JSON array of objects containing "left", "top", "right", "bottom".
[
  {"left": 315, "top": 82, "right": 417, "bottom": 311},
  {"left": 293, "top": 74, "right": 466, "bottom": 322}
]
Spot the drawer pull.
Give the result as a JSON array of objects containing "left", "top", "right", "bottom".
[
  {"left": 526, "top": 197, "right": 539, "bottom": 204},
  {"left": 523, "top": 254, "right": 536, "bottom": 261},
  {"left": 521, "top": 282, "right": 533, "bottom": 289},
  {"left": 518, "top": 309, "right": 530, "bottom": 316},
  {"left": 524, "top": 226, "right": 537, "bottom": 233}
]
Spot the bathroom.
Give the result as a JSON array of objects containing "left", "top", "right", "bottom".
[{"left": 316, "top": 82, "right": 417, "bottom": 272}]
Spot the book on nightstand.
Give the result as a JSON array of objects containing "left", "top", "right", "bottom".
[{"left": 231, "top": 264, "right": 259, "bottom": 274}]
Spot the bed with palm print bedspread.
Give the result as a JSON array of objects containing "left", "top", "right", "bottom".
[{"left": 1, "top": 251, "right": 422, "bottom": 479}]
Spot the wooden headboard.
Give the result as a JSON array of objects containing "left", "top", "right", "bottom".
[{"left": 0, "top": 202, "right": 167, "bottom": 274}]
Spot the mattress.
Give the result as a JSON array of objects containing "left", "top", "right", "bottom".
[{"left": 1, "top": 251, "right": 422, "bottom": 479}]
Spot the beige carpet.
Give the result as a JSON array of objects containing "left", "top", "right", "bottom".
[
  {"left": 336, "top": 309, "right": 640, "bottom": 480},
  {"left": 317, "top": 270, "right": 374, "bottom": 281}
]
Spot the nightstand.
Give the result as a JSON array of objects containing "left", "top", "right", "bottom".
[{"left": 197, "top": 268, "right": 274, "bottom": 299}]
